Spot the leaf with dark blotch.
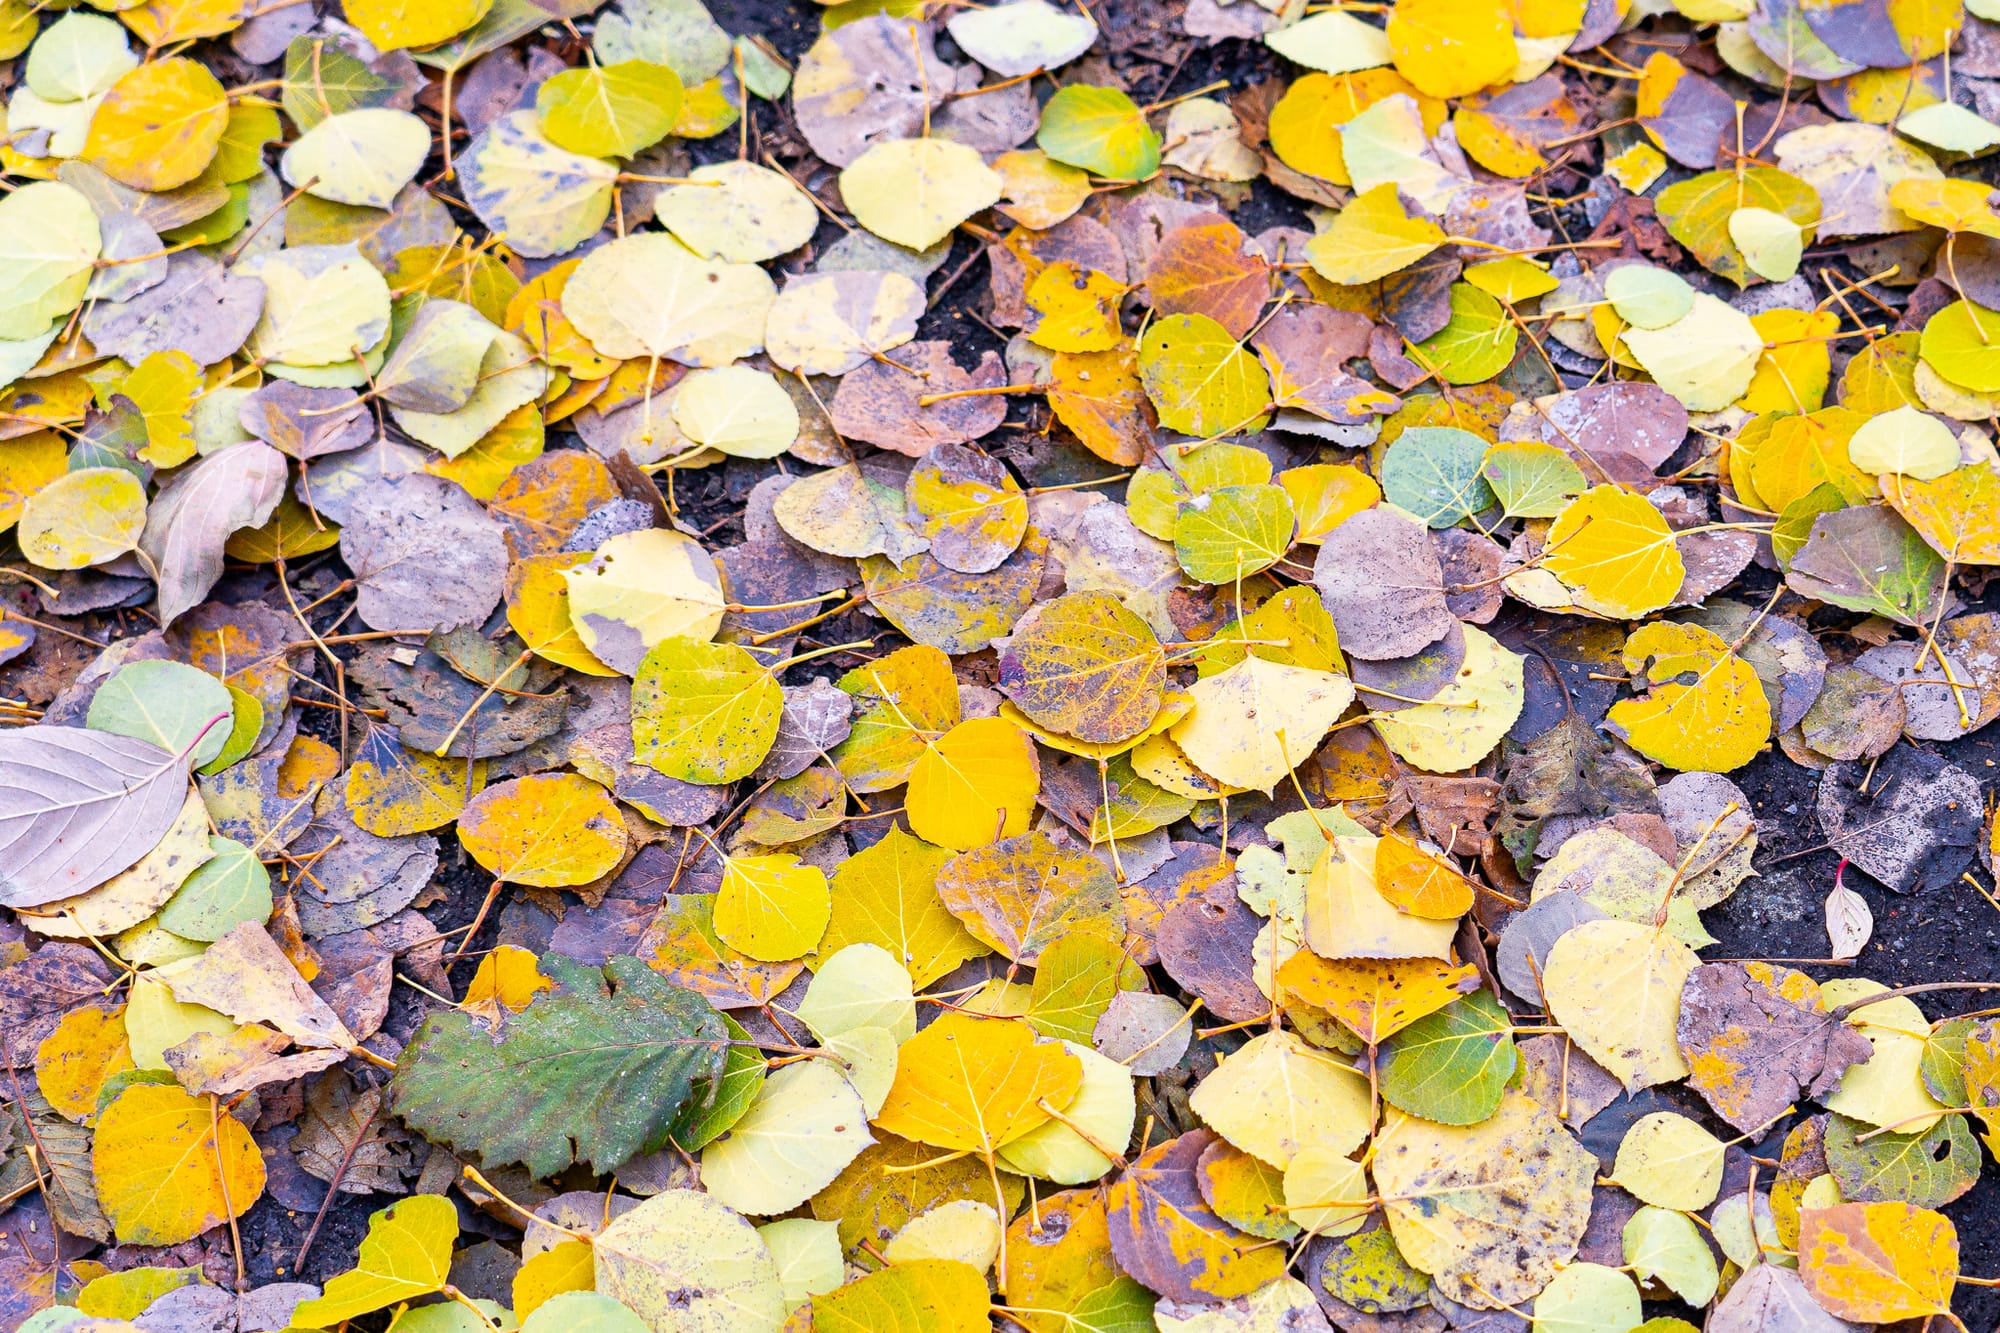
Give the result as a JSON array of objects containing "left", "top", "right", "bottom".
[
  {"left": 1674, "top": 963, "right": 1873, "bottom": 1133},
  {"left": 1106, "top": 1130, "right": 1286, "bottom": 1304},
  {"left": 391, "top": 952, "right": 726, "bottom": 1178}
]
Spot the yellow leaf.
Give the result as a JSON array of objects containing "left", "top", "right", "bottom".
[
  {"left": 1386, "top": 0, "right": 1518, "bottom": 99},
  {"left": 507, "top": 551, "right": 619, "bottom": 676},
  {"left": 35, "top": 1003, "right": 133, "bottom": 1125},
  {"left": 1370, "top": 625, "right": 1524, "bottom": 774},
  {"left": 1025, "top": 262, "right": 1127, "bottom": 353},
  {"left": 716, "top": 853, "right": 832, "bottom": 962},
  {"left": 1544, "top": 919, "right": 1696, "bottom": 1091},
  {"left": 1542, "top": 486, "right": 1686, "bottom": 619},
  {"left": 344, "top": 0, "right": 493, "bottom": 51},
  {"left": 1374, "top": 831, "right": 1474, "bottom": 919},
  {"left": 82, "top": 57, "right": 228, "bottom": 191},
  {"left": 1609, "top": 620, "right": 1771, "bottom": 773},
  {"left": 1800, "top": 1202, "right": 1957, "bottom": 1322},
  {"left": 907, "top": 716, "right": 1040, "bottom": 852},
  {"left": 1276, "top": 952, "right": 1479, "bottom": 1043},
  {"left": 292, "top": 1195, "right": 458, "bottom": 1326},
  {"left": 1303, "top": 834, "right": 1459, "bottom": 961},
  {"left": 92, "top": 1083, "right": 264, "bottom": 1245},
  {"left": 344, "top": 728, "right": 486, "bottom": 837},
  {"left": 1168, "top": 656, "right": 1355, "bottom": 792},
  {"left": 514, "top": 1239, "right": 596, "bottom": 1318},
  {"left": 1304, "top": 182, "right": 1446, "bottom": 285},
  {"left": 813, "top": 1259, "right": 992, "bottom": 1333},
  {"left": 1884, "top": 464, "right": 2000, "bottom": 565},
  {"left": 1137, "top": 313, "right": 1273, "bottom": 438},
  {"left": 1610, "top": 1111, "right": 1726, "bottom": 1211},
  {"left": 457, "top": 773, "right": 628, "bottom": 888},
  {"left": 817, "top": 827, "right": 989, "bottom": 988},
  {"left": 462, "top": 944, "right": 553, "bottom": 1021},
  {"left": 874, "top": 1011, "right": 1083, "bottom": 1154},
  {"left": 1188, "top": 1030, "right": 1372, "bottom": 1168}
]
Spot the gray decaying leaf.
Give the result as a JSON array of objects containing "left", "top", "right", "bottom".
[
  {"left": 135, "top": 1281, "right": 321, "bottom": 1333},
  {"left": 1815, "top": 747, "right": 1981, "bottom": 894},
  {"left": 1853, "top": 641, "right": 1982, "bottom": 742},
  {"left": 1799, "top": 664, "right": 1906, "bottom": 762},
  {"left": 793, "top": 15, "right": 954, "bottom": 166},
  {"left": 349, "top": 639, "right": 571, "bottom": 761},
  {"left": 292, "top": 1069, "right": 422, "bottom": 1194},
  {"left": 754, "top": 680, "right": 855, "bottom": 780},
  {"left": 1313, "top": 508, "right": 1456, "bottom": 660},
  {"left": 301, "top": 435, "right": 428, "bottom": 527},
  {"left": 339, "top": 472, "right": 509, "bottom": 634},
  {"left": 1435, "top": 529, "right": 1503, "bottom": 624},
  {"left": 1708, "top": 1260, "right": 1866, "bottom": 1333},
  {"left": 1500, "top": 382, "right": 1689, "bottom": 487},
  {"left": 1515, "top": 1034, "right": 1624, "bottom": 1130},
  {"left": 87, "top": 211, "right": 170, "bottom": 304},
  {"left": 1674, "top": 962, "right": 1873, "bottom": 1133},
  {"left": 0, "top": 725, "right": 193, "bottom": 909},
  {"left": 82, "top": 251, "right": 265, "bottom": 367},
  {"left": 289, "top": 791, "right": 442, "bottom": 938},
  {"left": 1659, "top": 771, "right": 1758, "bottom": 910},
  {"left": 0, "top": 1085, "right": 109, "bottom": 1240},
  {"left": 1496, "top": 891, "right": 1608, "bottom": 1005},
  {"left": 831, "top": 341, "right": 1008, "bottom": 456},
  {"left": 141, "top": 440, "right": 289, "bottom": 625},
  {"left": 1351, "top": 621, "right": 1466, "bottom": 712},
  {"left": 1093, "top": 989, "right": 1192, "bottom": 1076},
  {"left": 239, "top": 383, "right": 374, "bottom": 460}
]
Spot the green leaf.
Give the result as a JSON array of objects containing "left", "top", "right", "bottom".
[
  {"left": 1383, "top": 426, "right": 1496, "bottom": 528},
  {"left": 86, "top": 660, "right": 233, "bottom": 768},
  {"left": 1037, "top": 85, "right": 1160, "bottom": 181},
  {"left": 667, "top": 1013, "right": 764, "bottom": 1151},
  {"left": 1376, "top": 989, "right": 1516, "bottom": 1126},
  {"left": 156, "top": 837, "right": 271, "bottom": 942},
  {"left": 1824, "top": 1112, "right": 1981, "bottom": 1211},
  {"left": 1027, "top": 928, "right": 1138, "bottom": 1044},
  {"left": 1411, "top": 284, "right": 1517, "bottom": 386},
  {"left": 1482, "top": 440, "right": 1585, "bottom": 519},
  {"left": 1786, "top": 505, "right": 1950, "bottom": 627},
  {"left": 537, "top": 60, "right": 682, "bottom": 158},
  {"left": 291, "top": 1195, "right": 457, "bottom": 1327},
  {"left": 391, "top": 953, "right": 727, "bottom": 1178},
  {"left": 1174, "top": 484, "right": 1296, "bottom": 583}
]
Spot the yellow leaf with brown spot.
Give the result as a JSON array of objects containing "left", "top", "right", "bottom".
[
  {"left": 1277, "top": 952, "right": 1480, "bottom": 1044},
  {"left": 457, "top": 773, "right": 628, "bottom": 888},
  {"left": 1025, "top": 263, "right": 1127, "bottom": 353},
  {"left": 1885, "top": 464, "right": 2000, "bottom": 565}
]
